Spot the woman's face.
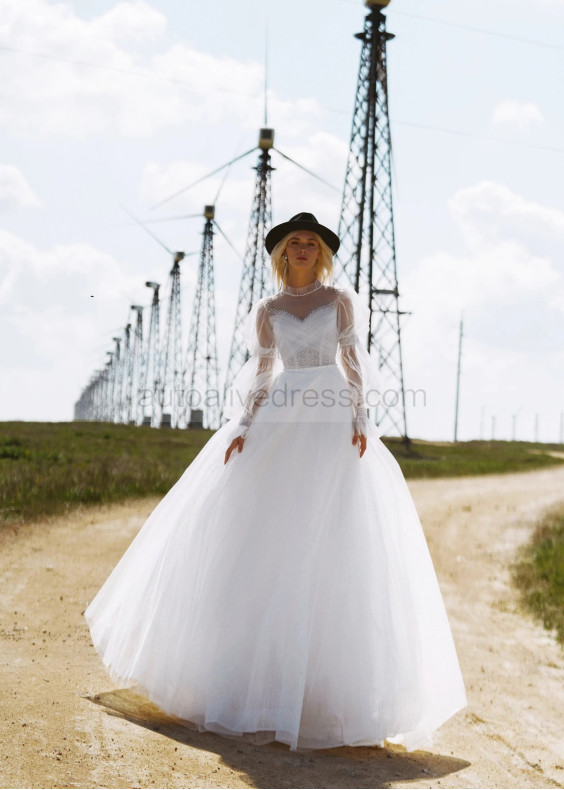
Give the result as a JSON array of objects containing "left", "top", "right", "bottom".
[{"left": 284, "top": 231, "right": 320, "bottom": 275}]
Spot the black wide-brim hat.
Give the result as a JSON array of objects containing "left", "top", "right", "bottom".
[{"left": 264, "top": 212, "right": 340, "bottom": 255}]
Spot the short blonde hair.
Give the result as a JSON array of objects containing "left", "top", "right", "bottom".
[{"left": 270, "top": 231, "right": 334, "bottom": 290}]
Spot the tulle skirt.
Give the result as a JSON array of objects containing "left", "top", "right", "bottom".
[{"left": 84, "top": 363, "right": 466, "bottom": 751}]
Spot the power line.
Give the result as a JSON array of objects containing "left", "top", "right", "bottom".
[
  {"left": 338, "top": 1, "right": 564, "bottom": 52},
  {"left": 0, "top": 44, "right": 260, "bottom": 99},
  {"left": 390, "top": 118, "right": 564, "bottom": 155},
  {"left": 388, "top": 9, "right": 564, "bottom": 52},
  {"left": 2, "top": 38, "right": 562, "bottom": 156},
  {"left": 318, "top": 103, "right": 564, "bottom": 154}
]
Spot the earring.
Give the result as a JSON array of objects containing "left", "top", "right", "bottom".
[{"left": 283, "top": 253, "right": 288, "bottom": 263}]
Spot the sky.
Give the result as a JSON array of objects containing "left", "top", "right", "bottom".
[{"left": 1, "top": 0, "right": 563, "bottom": 442}]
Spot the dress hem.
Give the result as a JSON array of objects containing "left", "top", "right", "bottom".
[{"left": 86, "top": 624, "right": 467, "bottom": 754}]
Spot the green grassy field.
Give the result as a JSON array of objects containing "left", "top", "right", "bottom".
[
  {"left": 512, "top": 506, "right": 564, "bottom": 646},
  {"left": 0, "top": 421, "right": 214, "bottom": 528},
  {"left": 386, "top": 436, "right": 564, "bottom": 479},
  {"left": 1, "top": 421, "right": 563, "bottom": 529}
]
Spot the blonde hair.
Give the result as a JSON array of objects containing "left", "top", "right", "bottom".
[{"left": 270, "top": 231, "right": 334, "bottom": 290}]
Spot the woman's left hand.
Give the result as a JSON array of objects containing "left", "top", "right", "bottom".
[{"left": 352, "top": 432, "right": 367, "bottom": 458}]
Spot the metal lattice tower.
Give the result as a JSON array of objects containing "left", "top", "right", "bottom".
[
  {"left": 97, "top": 366, "right": 107, "bottom": 421},
  {"left": 106, "top": 351, "right": 116, "bottom": 422},
  {"left": 119, "top": 326, "right": 132, "bottom": 424},
  {"left": 222, "top": 128, "right": 275, "bottom": 416},
  {"left": 141, "top": 282, "right": 161, "bottom": 427},
  {"left": 159, "top": 252, "right": 184, "bottom": 429},
  {"left": 122, "top": 323, "right": 132, "bottom": 422},
  {"left": 110, "top": 336, "right": 122, "bottom": 422},
  {"left": 103, "top": 353, "right": 113, "bottom": 421},
  {"left": 79, "top": 371, "right": 99, "bottom": 421},
  {"left": 179, "top": 206, "right": 220, "bottom": 430},
  {"left": 127, "top": 306, "right": 144, "bottom": 424},
  {"left": 337, "top": 0, "right": 410, "bottom": 442}
]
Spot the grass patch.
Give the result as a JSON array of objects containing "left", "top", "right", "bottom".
[
  {"left": 1, "top": 422, "right": 563, "bottom": 530},
  {"left": 512, "top": 506, "right": 564, "bottom": 645},
  {"left": 0, "top": 421, "right": 213, "bottom": 529},
  {"left": 384, "top": 437, "right": 564, "bottom": 479}
]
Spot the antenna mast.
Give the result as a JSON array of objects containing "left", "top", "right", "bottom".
[
  {"left": 264, "top": 27, "right": 269, "bottom": 127},
  {"left": 158, "top": 252, "right": 185, "bottom": 428},
  {"left": 337, "top": 0, "right": 410, "bottom": 442},
  {"left": 127, "top": 306, "right": 144, "bottom": 424},
  {"left": 180, "top": 206, "right": 221, "bottom": 430},
  {"left": 141, "top": 282, "right": 161, "bottom": 427},
  {"left": 221, "top": 128, "right": 275, "bottom": 416}
]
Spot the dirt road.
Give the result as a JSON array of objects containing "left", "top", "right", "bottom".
[{"left": 2, "top": 464, "right": 564, "bottom": 789}]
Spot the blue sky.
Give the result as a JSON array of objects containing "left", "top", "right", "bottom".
[{"left": 1, "top": 0, "right": 563, "bottom": 441}]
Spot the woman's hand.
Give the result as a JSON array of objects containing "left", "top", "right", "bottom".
[
  {"left": 352, "top": 432, "right": 367, "bottom": 458},
  {"left": 224, "top": 435, "right": 245, "bottom": 464}
]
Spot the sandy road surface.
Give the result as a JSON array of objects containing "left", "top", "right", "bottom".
[{"left": 2, "top": 463, "right": 564, "bottom": 789}]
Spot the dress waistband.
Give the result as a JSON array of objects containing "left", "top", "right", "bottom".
[{"left": 282, "top": 363, "right": 338, "bottom": 372}]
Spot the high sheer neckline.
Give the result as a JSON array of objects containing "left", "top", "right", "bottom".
[{"left": 280, "top": 279, "right": 322, "bottom": 296}]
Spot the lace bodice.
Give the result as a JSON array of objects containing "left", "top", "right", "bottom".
[
  {"left": 228, "top": 281, "right": 378, "bottom": 439},
  {"left": 264, "top": 290, "right": 345, "bottom": 369}
]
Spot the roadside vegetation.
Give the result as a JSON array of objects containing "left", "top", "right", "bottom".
[
  {"left": 512, "top": 505, "right": 564, "bottom": 646},
  {"left": 1, "top": 421, "right": 563, "bottom": 529},
  {"left": 0, "top": 421, "right": 213, "bottom": 529},
  {"left": 386, "top": 436, "right": 564, "bottom": 479}
]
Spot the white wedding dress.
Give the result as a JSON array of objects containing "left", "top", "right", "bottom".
[{"left": 84, "top": 280, "right": 467, "bottom": 752}]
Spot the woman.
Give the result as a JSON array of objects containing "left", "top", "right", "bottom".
[{"left": 85, "top": 212, "right": 466, "bottom": 752}]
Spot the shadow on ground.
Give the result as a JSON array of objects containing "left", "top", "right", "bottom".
[{"left": 87, "top": 689, "right": 470, "bottom": 789}]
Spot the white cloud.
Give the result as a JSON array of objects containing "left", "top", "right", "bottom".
[
  {"left": 151, "top": 44, "right": 263, "bottom": 125},
  {"left": 0, "top": 224, "right": 240, "bottom": 420},
  {"left": 0, "top": 228, "right": 144, "bottom": 306},
  {"left": 139, "top": 160, "right": 215, "bottom": 208},
  {"left": 89, "top": 0, "right": 167, "bottom": 42},
  {"left": 0, "top": 0, "right": 328, "bottom": 140},
  {"left": 0, "top": 227, "right": 162, "bottom": 349},
  {"left": 0, "top": 0, "right": 183, "bottom": 138},
  {"left": 0, "top": 226, "right": 173, "bottom": 417},
  {"left": 0, "top": 164, "right": 41, "bottom": 210},
  {"left": 405, "top": 181, "right": 564, "bottom": 336},
  {"left": 491, "top": 100, "right": 545, "bottom": 131},
  {"left": 448, "top": 181, "right": 564, "bottom": 255},
  {"left": 0, "top": 0, "right": 257, "bottom": 138},
  {"left": 0, "top": 0, "right": 325, "bottom": 141},
  {"left": 399, "top": 182, "right": 564, "bottom": 440}
]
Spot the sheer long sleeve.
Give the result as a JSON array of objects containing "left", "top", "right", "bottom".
[
  {"left": 221, "top": 298, "right": 280, "bottom": 439},
  {"left": 237, "top": 301, "right": 277, "bottom": 438},
  {"left": 336, "top": 289, "right": 382, "bottom": 436}
]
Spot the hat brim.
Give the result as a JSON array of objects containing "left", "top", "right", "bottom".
[{"left": 265, "top": 220, "right": 340, "bottom": 255}]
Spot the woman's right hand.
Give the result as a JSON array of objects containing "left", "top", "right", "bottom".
[{"left": 224, "top": 435, "right": 245, "bottom": 465}]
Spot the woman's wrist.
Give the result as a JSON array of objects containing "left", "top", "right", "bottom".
[
  {"left": 238, "top": 415, "right": 251, "bottom": 438},
  {"left": 353, "top": 407, "right": 369, "bottom": 435}
]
